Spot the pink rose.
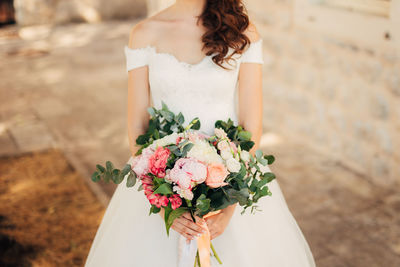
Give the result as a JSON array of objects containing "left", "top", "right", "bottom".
[
  {"left": 169, "top": 194, "right": 182, "bottom": 210},
  {"left": 206, "top": 163, "right": 229, "bottom": 188},
  {"left": 148, "top": 146, "right": 170, "bottom": 177}
]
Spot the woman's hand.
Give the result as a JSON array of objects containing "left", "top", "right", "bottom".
[
  {"left": 205, "top": 203, "right": 237, "bottom": 240},
  {"left": 159, "top": 209, "right": 206, "bottom": 243}
]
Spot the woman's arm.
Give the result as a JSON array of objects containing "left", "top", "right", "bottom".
[
  {"left": 127, "top": 23, "right": 152, "bottom": 157},
  {"left": 205, "top": 22, "right": 263, "bottom": 240}
]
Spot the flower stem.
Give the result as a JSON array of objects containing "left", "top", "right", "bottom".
[
  {"left": 210, "top": 242, "right": 223, "bottom": 264},
  {"left": 196, "top": 249, "right": 201, "bottom": 267}
]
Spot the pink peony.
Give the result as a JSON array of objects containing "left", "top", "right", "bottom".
[
  {"left": 169, "top": 194, "right": 182, "bottom": 210},
  {"left": 132, "top": 147, "right": 154, "bottom": 177},
  {"left": 169, "top": 157, "right": 207, "bottom": 189},
  {"left": 148, "top": 146, "right": 170, "bottom": 178},
  {"left": 206, "top": 163, "right": 229, "bottom": 188}
]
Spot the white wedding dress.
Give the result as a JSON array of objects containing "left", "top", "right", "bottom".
[{"left": 84, "top": 38, "right": 316, "bottom": 267}]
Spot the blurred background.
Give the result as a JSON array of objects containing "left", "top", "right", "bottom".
[{"left": 0, "top": 0, "right": 399, "bottom": 266}]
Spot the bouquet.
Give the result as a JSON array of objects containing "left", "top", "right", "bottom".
[{"left": 91, "top": 101, "right": 276, "bottom": 266}]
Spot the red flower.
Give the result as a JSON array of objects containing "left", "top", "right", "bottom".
[
  {"left": 148, "top": 147, "right": 170, "bottom": 178},
  {"left": 169, "top": 194, "right": 183, "bottom": 210}
]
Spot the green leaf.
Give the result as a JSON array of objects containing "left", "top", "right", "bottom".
[
  {"left": 126, "top": 172, "right": 137, "bottom": 187},
  {"left": 264, "top": 155, "right": 275, "bottom": 165},
  {"left": 227, "top": 188, "right": 249, "bottom": 206},
  {"left": 121, "top": 164, "right": 132, "bottom": 176},
  {"left": 258, "top": 157, "right": 268, "bottom": 166},
  {"left": 91, "top": 171, "right": 100, "bottom": 182},
  {"left": 96, "top": 164, "right": 105, "bottom": 173},
  {"left": 238, "top": 131, "right": 252, "bottom": 141},
  {"left": 149, "top": 205, "right": 161, "bottom": 215},
  {"left": 255, "top": 149, "right": 263, "bottom": 159},
  {"left": 181, "top": 143, "right": 194, "bottom": 157},
  {"left": 161, "top": 101, "right": 169, "bottom": 111},
  {"left": 261, "top": 172, "right": 276, "bottom": 182},
  {"left": 239, "top": 140, "right": 254, "bottom": 151},
  {"left": 153, "top": 183, "right": 173, "bottom": 194},
  {"left": 165, "top": 207, "right": 188, "bottom": 236},
  {"left": 147, "top": 107, "right": 156, "bottom": 117},
  {"left": 105, "top": 161, "right": 114, "bottom": 172},
  {"left": 136, "top": 134, "right": 148, "bottom": 145},
  {"left": 137, "top": 183, "right": 143, "bottom": 191},
  {"left": 190, "top": 118, "right": 201, "bottom": 130},
  {"left": 111, "top": 169, "right": 121, "bottom": 184},
  {"left": 196, "top": 194, "right": 211, "bottom": 212},
  {"left": 175, "top": 112, "right": 185, "bottom": 124}
]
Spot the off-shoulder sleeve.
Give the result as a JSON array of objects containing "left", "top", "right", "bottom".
[
  {"left": 124, "top": 45, "right": 151, "bottom": 71},
  {"left": 241, "top": 39, "right": 264, "bottom": 64}
]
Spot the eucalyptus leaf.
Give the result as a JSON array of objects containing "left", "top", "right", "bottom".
[
  {"left": 126, "top": 172, "right": 137, "bottom": 187},
  {"left": 261, "top": 172, "right": 276, "bottom": 182},
  {"left": 147, "top": 107, "right": 156, "bottom": 117},
  {"left": 264, "top": 155, "right": 275, "bottom": 165},
  {"left": 96, "top": 164, "right": 105, "bottom": 173},
  {"left": 238, "top": 130, "right": 252, "bottom": 141},
  {"left": 91, "top": 171, "right": 100, "bottom": 182},
  {"left": 255, "top": 149, "right": 263, "bottom": 159}
]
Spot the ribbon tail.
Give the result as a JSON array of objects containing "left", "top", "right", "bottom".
[
  {"left": 178, "top": 234, "right": 198, "bottom": 267},
  {"left": 197, "top": 226, "right": 212, "bottom": 267}
]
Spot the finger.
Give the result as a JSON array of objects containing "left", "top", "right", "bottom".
[
  {"left": 177, "top": 217, "right": 205, "bottom": 234},
  {"left": 175, "top": 220, "right": 203, "bottom": 239},
  {"left": 171, "top": 223, "right": 193, "bottom": 240},
  {"left": 182, "top": 213, "right": 206, "bottom": 227}
]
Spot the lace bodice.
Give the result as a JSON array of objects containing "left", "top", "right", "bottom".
[{"left": 124, "top": 39, "right": 264, "bottom": 135}]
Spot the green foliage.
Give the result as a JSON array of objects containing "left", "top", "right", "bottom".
[
  {"left": 90, "top": 161, "right": 137, "bottom": 187},
  {"left": 214, "top": 119, "right": 255, "bottom": 151},
  {"left": 153, "top": 183, "right": 173, "bottom": 195},
  {"left": 134, "top": 101, "right": 202, "bottom": 155},
  {"left": 165, "top": 207, "right": 188, "bottom": 236}
]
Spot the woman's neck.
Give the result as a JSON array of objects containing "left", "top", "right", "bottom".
[{"left": 172, "top": 0, "right": 207, "bottom": 19}]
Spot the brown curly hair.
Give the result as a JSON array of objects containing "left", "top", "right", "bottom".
[{"left": 196, "top": 0, "right": 251, "bottom": 70}]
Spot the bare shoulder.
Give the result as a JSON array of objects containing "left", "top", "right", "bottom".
[
  {"left": 128, "top": 19, "right": 156, "bottom": 49},
  {"left": 128, "top": 8, "right": 176, "bottom": 49},
  {"left": 243, "top": 20, "right": 261, "bottom": 43}
]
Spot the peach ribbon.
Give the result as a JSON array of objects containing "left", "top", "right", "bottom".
[{"left": 196, "top": 210, "right": 221, "bottom": 267}]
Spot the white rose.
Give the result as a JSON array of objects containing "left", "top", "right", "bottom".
[
  {"left": 214, "top": 128, "right": 227, "bottom": 139},
  {"left": 221, "top": 149, "right": 233, "bottom": 160},
  {"left": 155, "top": 132, "right": 181, "bottom": 147},
  {"left": 187, "top": 139, "right": 223, "bottom": 164},
  {"left": 217, "top": 140, "right": 230, "bottom": 151},
  {"left": 240, "top": 150, "right": 250, "bottom": 162},
  {"left": 226, "top": 158, "right": 241, "bottom": 173}
]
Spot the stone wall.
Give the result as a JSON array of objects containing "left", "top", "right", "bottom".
[
  {"left": 244, "top": 0, "right": 399, "bottom": 186},
  {"left": 14, "top": 0, "right": 147, "bottom": 25}
]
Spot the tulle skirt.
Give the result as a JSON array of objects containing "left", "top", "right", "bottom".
[{"left": 84, "top": 156, "right": 316, "bottom": 267}]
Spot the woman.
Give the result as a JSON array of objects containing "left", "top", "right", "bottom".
[{"left": 85, "top": 0, "right": 316, "bottom": 266}]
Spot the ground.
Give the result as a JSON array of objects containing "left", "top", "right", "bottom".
[
  {"left": 0, "top": 149, "right": 104, "bottom": 266},
  {"left": 0, "top": 19, "right": 399, "bottom": 266}
]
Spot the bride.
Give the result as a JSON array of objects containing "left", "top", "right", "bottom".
[{"left": 85, "top": 0, "right": 316, "bottom": 266}]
